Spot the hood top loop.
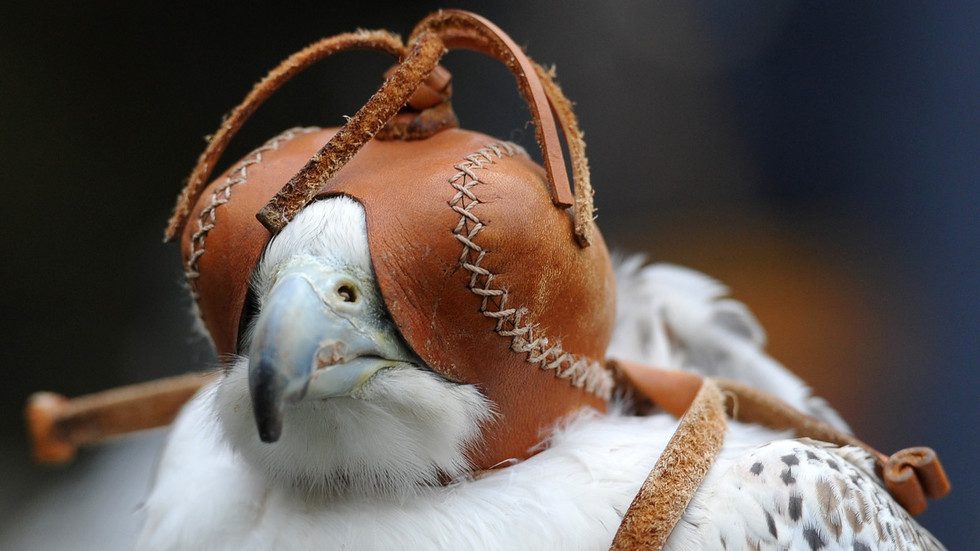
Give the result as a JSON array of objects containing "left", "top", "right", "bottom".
[{"left": 165, "top": 10, "right": 595, "bottom": 246}]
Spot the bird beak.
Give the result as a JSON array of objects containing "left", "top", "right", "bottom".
[{"left": 247, "top": 258, "right": 413, "bottom": 443}]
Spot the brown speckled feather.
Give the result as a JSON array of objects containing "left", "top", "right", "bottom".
[{"left": 665, "top": 438, "right": 945, "bottom": 550}]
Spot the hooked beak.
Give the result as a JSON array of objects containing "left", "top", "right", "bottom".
[{"left": 247, "top": 259, "right": 413, "bottom": 443}]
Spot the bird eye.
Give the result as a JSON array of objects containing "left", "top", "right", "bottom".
[{"left": 336, "top": 284, "right": 358, "bottom": 303}]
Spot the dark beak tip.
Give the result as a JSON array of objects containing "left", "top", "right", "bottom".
[{"left": 258, "top": 423, "right": 282, "bottom": 443}]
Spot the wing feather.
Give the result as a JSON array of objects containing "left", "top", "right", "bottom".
[{"left": 609, "top": 256, "right": 849, "bottom": 431}]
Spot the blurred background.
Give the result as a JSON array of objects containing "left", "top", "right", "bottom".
[{"left": 1, "top": 1, "right": 976, "bottom": 547}]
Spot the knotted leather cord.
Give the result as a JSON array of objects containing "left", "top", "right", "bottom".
[{"left": 164, "top": 31, "right": 407, "bottom": 241}]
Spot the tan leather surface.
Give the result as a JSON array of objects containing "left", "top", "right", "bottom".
[
  {"left": 182, "top": 127, "right": 615, "bottom": 468},
  {"left": 610, "top": 359, "right": 704, "bottom": 418},
  {"left": 253, "top": 11, "right": 586, "bottom": 235},
  {"left": 181, "top": 130, "right": 338, "bottom": 356}
]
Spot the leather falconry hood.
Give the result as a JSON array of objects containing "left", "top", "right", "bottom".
[{"left": 165, "top": 10, "right": 617, "bottom": 469}]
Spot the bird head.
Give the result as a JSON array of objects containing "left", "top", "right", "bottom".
[
  {"left": 213, "top": 196, "right": 492, "bottom": 496},
  {"left": 168, "top": 11, "right": 617, "bottom": 496}
]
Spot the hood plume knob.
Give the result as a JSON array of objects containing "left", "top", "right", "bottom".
[{"left": 377, "top": 64, "right": 458, "bottom": 141}]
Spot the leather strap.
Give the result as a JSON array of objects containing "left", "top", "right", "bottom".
[
  {"left": 611, "top": 377, "right": 727, "bottom": 550},
  {"left": 612, "top": 359, "right": 951, "bottom": 550},
  {"left": 25, "top": 372, "right": 218, "bottom": 464},
  {"left": 255, "top": 30, "right": 446, "bottom": 233},
  {"left": 164, "top": 31, "right": 406, "bottom": 241},
  {"left": 409, "top": 10, "right": 574, "bottom": 209},
  {"left": 411, "top": 9, "right": 594, "bottom": 245}
]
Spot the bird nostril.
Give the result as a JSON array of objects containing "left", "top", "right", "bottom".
[{"left": 336, "top": 284, "right": 358, "bottom": 303}]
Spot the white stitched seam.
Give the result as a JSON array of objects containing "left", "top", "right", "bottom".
[
  {"left": 184, "top": 127, "right": 320, "bottom": 299},
  {"left": 448, "top": 142, "right": 614, "bottom": 400}
]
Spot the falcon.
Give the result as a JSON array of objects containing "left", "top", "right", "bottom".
[
  {"left": 137, "top": 196, "right": 944, "bottom": 550},
  {"left": 25, "top": 10, "right": 948, "bottom": 551}
]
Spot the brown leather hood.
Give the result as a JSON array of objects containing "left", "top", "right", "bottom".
[
  {"left": 173, "top": 10, "right": 618, "bottom": 468},
  {"left": 181, "top": 127, "right": 615, "bottom": 466}
]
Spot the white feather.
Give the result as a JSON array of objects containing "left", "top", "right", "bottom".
[{"left": 215, "top": 358, "right": 491, "bottom": 498}]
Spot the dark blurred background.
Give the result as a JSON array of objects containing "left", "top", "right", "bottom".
[{"left": 1, "top": 1, "right": 976, "bottom": 547}]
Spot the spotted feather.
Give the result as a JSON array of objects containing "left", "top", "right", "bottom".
[{"left": 667, "top": 438, "right": 945, "bottom": 550}]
